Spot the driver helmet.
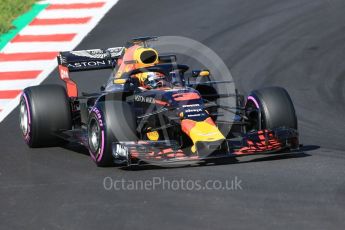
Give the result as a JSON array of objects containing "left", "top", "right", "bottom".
[{"left": 144, "top": 72, "right": 166, "bottom": 89}]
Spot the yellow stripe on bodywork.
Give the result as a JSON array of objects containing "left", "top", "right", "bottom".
[
  {"left": 189, "top": 121, "right": 225, "bottom": 142},
  {"left": 181, "top": 118, "right": 225, "bottom": 153}
]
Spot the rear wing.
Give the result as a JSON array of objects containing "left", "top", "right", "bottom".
[
  {"left": 57, "top": 47, "right": 125, "bottom": 72},
  {"left": 57, "top": 47, "right": 125, "bottom": 97}
]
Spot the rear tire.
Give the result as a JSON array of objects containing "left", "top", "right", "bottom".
[
  {"left": 246, "top": 87, "right": 297, "bottom": 130},
  {"left": 88, "top": 101, "right": 137, "bottom": 167},
  {"left": 20, "top": 85, "right": 72, "bottom": 147}
]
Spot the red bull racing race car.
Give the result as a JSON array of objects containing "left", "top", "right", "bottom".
[{"left": 19, "top": 37, "right": 299, "bottom": 167}]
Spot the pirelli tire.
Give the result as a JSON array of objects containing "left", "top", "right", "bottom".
[
  {"left": 19, "top": 85, "right": 72, "bottom": 147},
  {"left": 87, "top": 101, "right": 138, "bottom": 167},
  {"left": 245, "top": 87, "right": 297, "bottom": 130}
]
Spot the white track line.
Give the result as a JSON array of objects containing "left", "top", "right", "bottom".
[
  {"left": 0, "top": 60, "right": 55, "bottom": 71},
  {"left": 0, "top": 80, "right": 35, "bottom": 90},
  {"left": 37, "top": 9, "right": 101, "bottom": 19},
  {"left": 20, "top": 24, "right": 90, "bottom": 35},
  {"left": 0, "top": 99, "right": 11, "bottom": 109},
  {"left": 2, "top": 42, "right": 74, "bottom": 53}
]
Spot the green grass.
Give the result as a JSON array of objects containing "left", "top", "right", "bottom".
[{"left": 0, "top": 0, "right": 36, "bottom": 34}]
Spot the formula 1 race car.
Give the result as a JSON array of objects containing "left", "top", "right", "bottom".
[{"left": 19, "top": 36, "right": 299, "bottom": 167}]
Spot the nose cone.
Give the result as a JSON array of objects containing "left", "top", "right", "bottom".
[{"left": 181, "top": 117, "right": 225, "bottom": 153}]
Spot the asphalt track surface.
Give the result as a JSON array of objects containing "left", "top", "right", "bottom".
[{"left": 1, "top": 0, "right": 345, "bottom": 229}]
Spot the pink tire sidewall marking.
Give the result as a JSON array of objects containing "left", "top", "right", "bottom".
[
  {"left": 247, "top": 96, "right": 260, "bottom": 109},
  {"left": 89, "top": 107, "right": 105, "bottom": 163}
]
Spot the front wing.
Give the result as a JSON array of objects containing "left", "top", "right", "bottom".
[{"left": 112, "top": 127, "right": 299, "bottom": 166}]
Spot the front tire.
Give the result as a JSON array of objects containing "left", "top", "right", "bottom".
[
  {"left": 246, "top": 87, "right": 297, "bottom": 130},
  {"left": 87, "top": 101, "right": 137, "bottom": 167}
]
